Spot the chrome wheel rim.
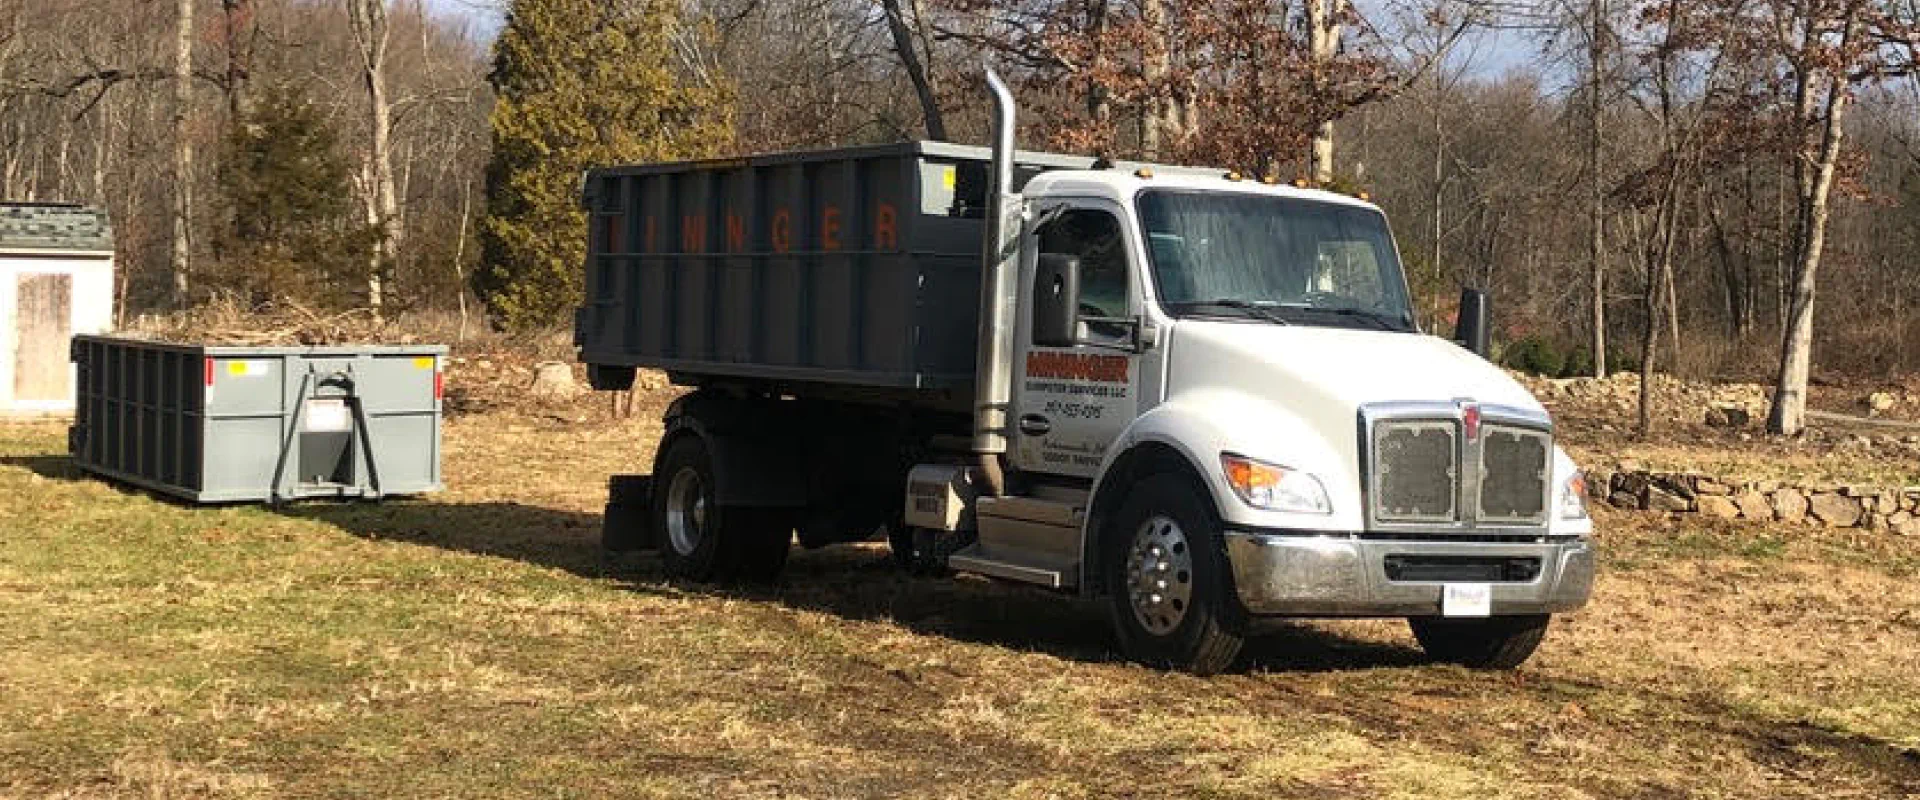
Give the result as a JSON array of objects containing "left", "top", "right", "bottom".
[
  {"left": 664, "top": 467, "right": 707, "bottom": 556},
  {"left": 1126, "top": 514, "right": 1194, "bottom": 635}
]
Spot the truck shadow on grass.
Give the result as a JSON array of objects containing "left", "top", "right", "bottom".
[{"left": 273, "top": 497, "right": 1425, "bottom": 673}]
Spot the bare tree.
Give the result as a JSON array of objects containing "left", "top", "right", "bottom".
[
  {"left": 171, "top": 0, "right": 194, "bottom": 306},
  {"left": 880, "top": 0, "right": 947, "bottom": 139},
  {"left": 1585, "top": 0, "right": 1610, "bottom": 376},
  {"left": 346, "top": 0, "right": 401, "bottom": 313},
  {"left": 1307, "top": 0, "right": 1348, "bottom": 183}
]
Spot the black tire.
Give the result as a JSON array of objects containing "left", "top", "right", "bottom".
[
  {"left": 1408, "top": 614, "right": 1551, "bottom": 669},
  {"left": 1102, "top": 473, "right": 1247, "bottom": 675},
  {"left": 651, "top": 434, "right": 791, "bottom": 583}
]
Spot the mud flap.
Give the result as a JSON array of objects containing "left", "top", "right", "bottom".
[{"left": 603, "top": 473, "right": 657, "bottom": 551}]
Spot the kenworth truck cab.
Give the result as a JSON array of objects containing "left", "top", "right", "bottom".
[{"left": 585, "top": 70, "right": 1594, "bottom": 674}]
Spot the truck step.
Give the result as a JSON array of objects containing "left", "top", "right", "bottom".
[{"left": 946, "top": 544, "right": 1077, "bottom": 589}]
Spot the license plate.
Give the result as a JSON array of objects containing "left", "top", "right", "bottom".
[
  {"left": 304, "top": 398, "right": 352, "bottom": 432},
  {"left": 1443, "top": 583, "right": 1492, "bottom": 617}
]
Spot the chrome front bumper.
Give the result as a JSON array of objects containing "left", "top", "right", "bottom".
[{"left": 1223, "top": 531, "right": 1595, "bottom": 617}]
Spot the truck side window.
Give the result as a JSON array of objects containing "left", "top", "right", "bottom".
[{"left": 1036, "top": 209, "right": 1129, "bottom": 342}]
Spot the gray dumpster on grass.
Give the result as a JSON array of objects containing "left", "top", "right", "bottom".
[{"left": 68, "top": 335, "right": 446, "bottom": 503}]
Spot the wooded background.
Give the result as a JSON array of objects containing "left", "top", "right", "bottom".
[{"left": 1, "top": 0, "right": 1915, "bottom": 432}]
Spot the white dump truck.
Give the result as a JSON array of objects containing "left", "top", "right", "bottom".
[{"left": 581, "top": 71, "right": 1593, "bottom": 673}]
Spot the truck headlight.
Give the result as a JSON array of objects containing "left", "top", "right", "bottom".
[
  {"left": 1560, "top": 473, "right": 1590, "bottom": 520},
  {"left": 1221, "top": 454, "right": 1331, "bottom": 514}
]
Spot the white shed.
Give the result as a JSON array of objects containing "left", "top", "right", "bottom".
[{"left": 1, "top": 204, "right": 114, "bottom": 416}]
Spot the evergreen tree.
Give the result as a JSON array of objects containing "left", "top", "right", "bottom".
[
  {"left": 214, "top": 84, "right": 374, "bottom": 305},
  {"left": 478, "top": 0, "right": 733, "bottom": 329}
]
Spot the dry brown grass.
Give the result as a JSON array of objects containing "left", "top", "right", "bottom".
[{"left": 2, "top": 410, "right": 1917, "bottom": 798}]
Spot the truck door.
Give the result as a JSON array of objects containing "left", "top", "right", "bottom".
[{"left": 1011, "top": 199, "right": 1143, "bottom": 479}]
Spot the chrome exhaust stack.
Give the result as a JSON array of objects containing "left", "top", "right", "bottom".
[{"left": 972, "top": 67, "right": 1021, "bottom": 496}]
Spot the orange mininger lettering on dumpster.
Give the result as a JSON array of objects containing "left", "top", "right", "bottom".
[
  {"left": 636, "top": 202, "right": 903, "bottom": 254},
  {"left": 1024, "top": 352, "right": 1130, "bottom": 384}
]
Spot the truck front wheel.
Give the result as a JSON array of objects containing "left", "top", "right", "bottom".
[
  {"left": 653, "top": 435, "right": 791, "bottom": 583},
  {"left": 1408, "top": 614, "right": 1550, "bottom": 669},
  {"left": 1102, "top": 474, "right": 1247, "bottom": 675}
]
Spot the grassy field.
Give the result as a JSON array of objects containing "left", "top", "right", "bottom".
[{"left": 2, "top": 413, "right": 1917, "bottom": 798}]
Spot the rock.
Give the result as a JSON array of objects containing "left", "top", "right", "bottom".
[
  {"left": 1698, "top": 496, "right": 1739, "bottom": 519},
  {"left": 1772, "top": 489, "right": 1809, "bottom": 523},
  {"left": 1609, "top": 491, "right": 1641, "bottom": 510},
  {"left": 1890, "top": 512, "right": 1920, "bottom": 537},
  {"left": 1704, "top": 404, "right": 1751, "bottom": 428},
  {"left": 1646, "top": 486, "right": 1691, "bottom": 513},
  {"left": 529, "top": 361, "right": 582, "bottom": 399},
  {"left": 1868, "top": 391, "right": 1897, "bottom": 416},
  {"left": 637, "top": 370, "right": 670, "bottom": 391},
  {"left": 1808, "top": 493, "right": 1863, "bottom": 528},
  {"left": 1734, "top": 491, "right": 1774, "bottom": 521},
  {"left": 1586, "top": 470, "right": 1614, "bottom": 499},
  {"left": 1695, "top": 477, "right": 1733, "bottom": 496},
  {"left": 1653, "top": 474, "right": 1695, "bottom": 500}
]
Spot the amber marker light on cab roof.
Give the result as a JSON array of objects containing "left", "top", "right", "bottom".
[{"left": 1134, "top": 167, "right": 1155, "bottom": 179}]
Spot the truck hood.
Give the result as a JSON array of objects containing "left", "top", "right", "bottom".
[
  {"left": 1165, "top": 320, "right": 1542, "bottom": 413},
  {"left": 1149, "top": 319, "right": 1574, "bottom": 533}
]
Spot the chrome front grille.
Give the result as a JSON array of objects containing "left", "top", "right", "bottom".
[
  {"left": 1372, "top": 421, "right": 1458, "bottom": 522},
  {"left": 1478, "top": 425, "right": 1550, "bottom": 524},
  {"left": 1363, "top": 402, "right": 1554, "bottom": 531}
]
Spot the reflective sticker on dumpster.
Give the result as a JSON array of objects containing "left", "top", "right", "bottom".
[{"left": 1443, "top": 583, "right": 1492, "bottom": 618}]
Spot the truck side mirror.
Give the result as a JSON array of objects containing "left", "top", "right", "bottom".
[
  {"left": 1455, "top": 287, "right": 1491, "bottom": 358},
  {"left": 1033, "top": 254, "right": 1082, "bottom": 348}
]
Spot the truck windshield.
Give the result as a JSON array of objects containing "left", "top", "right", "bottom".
[{"left": 1137, "top": 190, "right": 1417, "bottom": 332}]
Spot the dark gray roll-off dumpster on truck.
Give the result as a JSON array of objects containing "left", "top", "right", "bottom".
[{"left": 584, "top": 71, "right": 1597, "bottom": 674}]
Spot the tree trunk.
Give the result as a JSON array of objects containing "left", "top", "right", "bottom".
[
  {"left": 347, "top": 0, "right": 400, "bottom": 314},
  {"left": 1586, "top": 0, "right": 1608, "bottom": 377},
  {"left": 1139, "top": 0, "right": 1168, "bottom": 158},
  {"left": 1767, "top": 67, "right": 1852, "bottom": 435},
  {"left": 171, "top": 0, "right": 194, "bottom": 307},
  {"left": 222, "top": 0, "right": 255, "bottom": 122},
  {"left": 879, "top": 0, "right": 945, "bottom": 141},
  {"left": 1306, "top": 0, "right": 1345, "bottom": 184},
  {"left": 1428, "top": 80, "right": 1444, "bottom": 329}
]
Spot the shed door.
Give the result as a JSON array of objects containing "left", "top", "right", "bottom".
[{"left": 15, "top": 273, "right": 72, "bottom": 402}]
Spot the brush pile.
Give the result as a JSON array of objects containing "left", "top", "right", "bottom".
[{"left": 121, "top": 297, "right": 425, "bottom": 346}]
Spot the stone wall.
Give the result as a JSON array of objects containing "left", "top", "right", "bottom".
[{"left": 1589, "top": 466, "right": 1920, "bottom": 536}]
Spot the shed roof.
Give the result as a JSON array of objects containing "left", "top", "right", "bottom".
[{"left": 0, "top": 203, "right": 113, "bottom": 254}]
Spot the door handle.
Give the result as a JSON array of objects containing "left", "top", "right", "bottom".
[{"left": 1018, "top": 414, "right": 1052, "bottom": 436}]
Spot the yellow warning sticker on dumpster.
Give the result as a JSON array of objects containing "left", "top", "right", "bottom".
[
  {"left": 412, "top": 357, "right": 434, "bottom": 370},
  {"left": 226, "top": 360, "right": 268, "bottom": 377},
  {"left": 943, "top": 167, "right": 956, "bottom": 189}
]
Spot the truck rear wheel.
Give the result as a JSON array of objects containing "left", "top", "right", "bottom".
[
  {"left": 1408, "top": 614, "right": 1550, "bottom": 669},
  {"left": 1102, "top": 474, "right": 1246, "bottom": 675},
  {"left": 652, "top": 435, "right": 791, "bottom": 583}
]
